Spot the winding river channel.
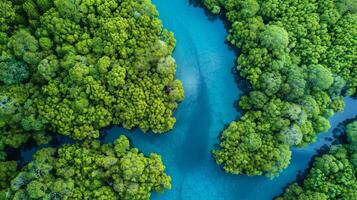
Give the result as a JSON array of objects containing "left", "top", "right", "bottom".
[
  {"left": 21, "top": 1, "right": 357, "bottom": 199},
  {"left": 103, "top": 1, "right": 357, "bottom": 199}
]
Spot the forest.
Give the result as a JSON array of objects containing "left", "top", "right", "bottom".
[
  {"left": 204, "top": 0, "right": 357, "bottom": 177},
  {"left": 2, "top": 135, "right": 171, "bottom": 199},
  {"left": 1, "top": 0, "right": 357, "bottom": 199},
  {"left": 276, "top": 120, "right": 357, "bottom": 200},
  {"left": 0, "top": 0, "right": 182, "bottom": 199}
]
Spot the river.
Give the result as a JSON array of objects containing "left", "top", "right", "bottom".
[
  {"left": 21, "top": 0, "right": 357, "bottom": 199},
  {"left": 103, "top": 0, "right": 357, "bottom": 199}
]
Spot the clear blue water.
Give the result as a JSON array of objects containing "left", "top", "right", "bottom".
[
  {"left": 20, "top": 1, "right": 357, "bottom": 199},
  {"left": 102, "top": 1, "right": 357, "bottom": 200}
]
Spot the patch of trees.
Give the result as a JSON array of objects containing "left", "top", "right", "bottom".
[
  {"left": 276, "top": 120, "right": 357, "bottom": 200},
  {"left": 1, "top": 135, "right": 171, "bottom": 200},
  {"left": 204, "top": 0, "right": 356, "bottom": 177},
  {"left": 0, "top": 0, "right": 182, "bottom": 196}
]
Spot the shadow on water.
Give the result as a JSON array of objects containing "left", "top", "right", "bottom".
[
  {"left": 187, "top": 0, "right": 240, "bottom": 48},
  {"left": 18, "top": 133, "right": 76, "bottom": 166},
  {"left": 232, "top": 66, "right": 252, "bottom": 116},
  {"left": 5, "top": 147, "right": 21, "bottom": 161},
  {"left": 188, "top": 0, "right": 220, "bottom": 21}
]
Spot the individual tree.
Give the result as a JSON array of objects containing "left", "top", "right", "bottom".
[
  {"left": 0, "top": 55, "right": 29, "bottom": 85},
  {"left": 259, "top": 25, "right": 289, "bottom": 51},
  {"left": 307, "top": 64, "right": 334, "bottom": 91}
]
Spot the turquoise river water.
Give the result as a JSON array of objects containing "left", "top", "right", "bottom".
[
  {"left": 21, "top": 1, "right": 357, "bottom": 200},
  {"left": 103, "top": 1, "right": 357, "bottom": 199}
]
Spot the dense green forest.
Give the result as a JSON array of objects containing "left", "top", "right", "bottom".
[
  {"left": 276, "top": 120, "right": 357, "bottom": 200},
  {"left": 0, "top": 0, "right": 181, "bottom": 198},
  {"left": 0, "top": 0, "right": 183, "bottom": 143},
  {"left": 1, "top": 0, "right": 357, "bottom": 199},
  {"left": 1, "top": 135, "right": 171, "bottom": 199},
  {"left": 204, "top": 0, "right": 357, "bottom": 177}
]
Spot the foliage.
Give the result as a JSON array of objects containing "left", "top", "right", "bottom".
[
  {"left": 0, "top": 1, "right": 179, "bottom": 198},
  {"left": 276, "top": 120, "right": 357, "bottom": 200},
  {"left": 0, "top": 139, "right": 18, "bottom": 196},
  {"left": 0, "top": 0, "right": 183, "bottom": 146},
  {"left": 0, "top": 55, "right": 29, "bottom": 85},
  {"left": 4, "top": 135, "right": 171, "bottom": 200},
  {"left": 0, "top": 84, "right": 47, "bottom": 150},
  {"left": 0, "top": 160, "right": 18, "bottom": 193},
  {"left": 204, "top": 0, "right": 357, "bottom": 176}
]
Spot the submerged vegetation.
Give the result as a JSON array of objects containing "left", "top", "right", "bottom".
[
  {"left": 204, "top": 0, "right": 357, "bottom": 177},
  {"left": 276, "top": 120, "right": 357, "bottom": 200},
  {"left": 1, "top": 135, "right": 171, "bottom": 200}
]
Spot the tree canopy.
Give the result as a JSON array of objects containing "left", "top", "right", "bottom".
[
  {"left": 0, "top": 0, "right": 183, "bottom": 144},
  {"left": 0, "top": 0, "right": 181, "bottom": 197},
  {"left": 1, "top": 135, "right": 171, "bottom": 200},
  {"left": 276, "top": 120, "right": 357, "bottom": 200},
  {"left": 205, "top": 0, "right": 357, "bottom": 177},
  {"left": 0, "top": 0, "right": 183, "bottom": 148}
]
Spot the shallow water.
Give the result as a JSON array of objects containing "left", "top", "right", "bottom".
[
  {"left": 20, "top": 1, "right": 357, "bottom": 199},
  {"left": 102, "top": 1, "right": 357, "bottom": 200}
]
